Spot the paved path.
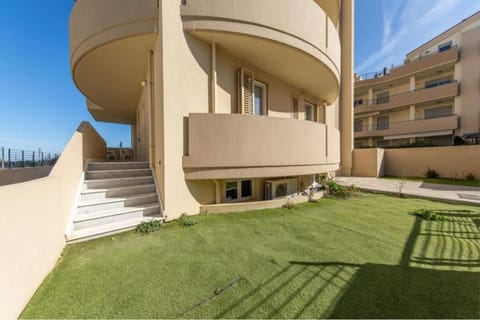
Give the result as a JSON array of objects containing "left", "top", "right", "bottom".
[{"left": 336, "top": 177, "right": 480, "bottom": 206}]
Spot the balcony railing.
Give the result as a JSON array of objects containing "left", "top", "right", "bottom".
[
  {"left": 0, "top": 147, "right": 59, "bottom": 170},
  {"left": 356, "top": 45, "right": 458, "bottom": 81},
  {"left": 354, "top": 115, "right": 458, "bottom": 138},
  {"left": 354, "top": 81, "right": 459, "bottom": 112}
]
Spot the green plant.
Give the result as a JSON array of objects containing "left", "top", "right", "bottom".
[
  {"left": 321, "top": 177, "right": 356, "bottom": 198},
  {"left": 136, "top": 219, "right": 162, "bottom": 235},
  {"left": 465, "top": 172, "right": 476, "bottom": 181},
  {"left": 425, "top": 168, "right": 439, "bottom": 179},
  {"left": 410, "top": 209, "right": 446, "bottom": 221},
  {"left": 178, "top": 213, "right": 197, "bottom": 227}
]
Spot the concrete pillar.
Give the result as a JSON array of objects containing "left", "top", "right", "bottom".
[
  {"left": 368, "top": 116, "right": 373, "bottom": 131},
  {"left": 368, "top": 88, "right": 373, "bottom": 105},
  {"left": 409, "top": 76, "right": 416, "bottom": 92},
  {"left": 409, "top": 105, "right": 416, "bottom": 120},
  {"left": 214, "top": 180, "right": 221, "bottom": 204},
  {"left": 210, "top": 42, "right": 217, "bottom": 113},
  {"left": 298, "top": 93, "right": 305, "bottom": 119},
  {"left": 340, "top": 0, "right": 354, "bottom": 176}
]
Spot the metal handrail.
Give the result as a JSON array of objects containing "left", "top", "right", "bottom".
[
  {"left": 356, "top": 45, "right": 458, "bottom": 81},
  {"left": 353, "top": 80, "right": 458, "bottom": 108},
  {"left": 354, "top": 114, "right": 457, "bottom": 133},
  {"left": 0, "top": 147, "right": 59, "bottom": 170}
]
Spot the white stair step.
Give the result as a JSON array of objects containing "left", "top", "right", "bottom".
[
  {"left": 68, "top": 215, "right": 164, "bottom": 243},
  {"left": 77, "top": 193, "right": 158, "bottom": 214},
  {"left": 81, "top": 184, "right": 156, "bottom": 201},
  {"left": 74, "top": 203, "right": 161, "bottom": 230},
  {"left": 89, "top": 161, "right": 149, "bottom": 171},
  {"left": 85, "top": 176, "right": 154, "bottom": 189},
  {"left": 86, "top": 168, "right": 152, "bottom": 180}
]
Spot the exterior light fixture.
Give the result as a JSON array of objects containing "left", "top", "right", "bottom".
[{"left": 140, "top": 80, "right": 147, "bottom": 87}]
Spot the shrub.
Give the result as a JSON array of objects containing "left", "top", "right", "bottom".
[
  {"left": 178, "top": 213, "right": 197, "bottom": 227},
  {"left": 411, "top": 209, "right": 446, "bottom": 221},
  {"left": 465, "top": 172, "right": 476, "bottom": 181},
  {"left": 425, "top": 167, "right": 439, "bottom": 179},
  {"left": 321, "top": 177, "right": 356, "bottom": 198},
  {"left": 136, "top": 219, "right": 162, "bottom": 235}
]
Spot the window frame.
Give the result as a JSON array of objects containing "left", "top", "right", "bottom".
[
  {"left": 225, "top": 180, "right": 254, "bottom": 202},
  {"left": 304, "top": 101, "right": 315, "bottom": 121},
  {"left": 253, "top": 80, "right": 268, "bottom": 116}
]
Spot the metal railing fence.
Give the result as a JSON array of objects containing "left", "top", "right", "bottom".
[{"left": 0, "top": 147, "right": 59, "bottom": 170}]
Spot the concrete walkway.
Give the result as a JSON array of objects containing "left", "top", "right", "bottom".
[{"left": 336, "top": 177, "right": 480, "bottom": 206}]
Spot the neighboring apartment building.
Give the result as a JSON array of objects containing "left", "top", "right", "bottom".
[
  {"left": 353, "top": 11, "right": 480, "bottom": 148},
  {"left": 69, "top": 0, "right": 354, "bottom": 219}
]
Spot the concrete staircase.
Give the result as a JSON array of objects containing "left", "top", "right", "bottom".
[{"left": 67, "top": 161, "right": 164, "bottom": 243}]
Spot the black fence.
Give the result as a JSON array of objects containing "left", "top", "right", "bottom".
[{"left": 0, "top": 147, "right": 59, "bottom": 170}]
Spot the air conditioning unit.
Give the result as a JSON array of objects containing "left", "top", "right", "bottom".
[{"left": 264, "top": 178, "right": 298, "bottom": 200}]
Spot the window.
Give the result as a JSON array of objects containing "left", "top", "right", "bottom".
[
  {"left": 254, "top": 81, "right": 267, "bottom": 116},
  {"left": 354, "top": 119, "right": 364, "bottom": 132},
  {"left": 425, "top": 106, "right": 452, "bottom": 119},
  {"left": 425, "top": 77, "right": 453, "bottom": 89},
  {"left": 376, "top": 116, "right": 389, "bottom": 131},
  {"left": 305, "top": 102, "right": 315, "bottom": 121},
  {"left": 225, "top": 181, "right": 238, "bottom": 201},
  {"left": 241, "top": 180, "right": 252, "bottom": 198},
  {"left": 225, "top": 180, "right": 253, "bottom": 202},
  {"left": 438, "top": 41, "right": 452, "bottom": 52},
  {"left": 354, "top": 99, "right": 363, "bottom": 107},
  {"left": 376, "top": 92, "right": 390, "bottom": 104}
]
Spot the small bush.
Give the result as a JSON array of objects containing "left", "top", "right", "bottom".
[
  {"left": 411, "top": 209, "right": 446, "bottom": 221},
  {"left": 178, "top": 213, "right": 197, "bottom": 227},
  {"left": 425, "top": 168, "right": 439, "bottom": 179},
  {"left": 465, "top": 173, "right": 476, "bottom": 181},
  {"left": 136, "top": 219, "right": 162, "bottom": 235},
  {"left": 321, "top": 177, "right": 356, "bottom": 198}
]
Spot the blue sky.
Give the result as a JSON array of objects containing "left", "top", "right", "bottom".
[{"left": 0, "top": 1, "right": 478, "bottom": 153}]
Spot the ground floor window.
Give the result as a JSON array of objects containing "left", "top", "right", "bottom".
[{"left": 225, "top": 180, "right": 253, "bottom": 202}]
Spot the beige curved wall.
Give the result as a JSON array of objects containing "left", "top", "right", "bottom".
[
  {"left": 181, "top": 0, "right": 341, "bottom": 102},
  {"left": 69, "top": 0, "right": 158, "bottom": 67}
]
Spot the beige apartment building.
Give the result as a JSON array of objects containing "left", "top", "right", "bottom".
[
  {"left": 69, "top": 0, "right": 354, "bottom": 221},
  {"left": 353, "top": 11, "right": 480, "bottom": 148}
]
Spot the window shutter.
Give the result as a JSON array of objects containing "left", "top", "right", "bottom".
[{"left": 237, "top": 68, "right": 254, "bottom": 115}]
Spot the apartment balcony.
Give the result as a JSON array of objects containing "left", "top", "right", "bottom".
[
  {"left": 183, "top": 114, "right": 340, "bottom": 180},
  {"left": 356, "top": 46, "right": 458, "bottom": 88},
  {"left": 354, "top": 115, "right": 459, "bottom": 139},
  {"left": 69, "top": 0, "right": 158, "bottom": 124},
  {"left": 181, "top": 0, "right": 341, "bottom": 104},
  {"left": 354, "top": 81, "right": 459, "bottom": 114}
]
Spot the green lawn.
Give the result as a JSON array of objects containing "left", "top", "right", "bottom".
[
  {"left": 382, "top": 176, "right": 480, "bottom": 187},
  {"left": 22, "top": 194, "right": 480, "bottom": 319}
]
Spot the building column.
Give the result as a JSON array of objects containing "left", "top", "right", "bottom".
[
  {"left": 298, "top": 93, "right": 305, "bottom": 119},
  {"left": 213, "top": 180, "right": 221, "bottom": 204},
  {"left": 368, "top": 88, "right": 373, "bottom": 105},
  {"left": 367, "top": 116, "right": 373, "bottom": 131},
  {"left": 340, "top": 0, "right": 354, "bottom": 176},
  {"left": 409, "top": 105, "right": 416, "bottom": 120},
  {"left": 409, "top": 76, "right": 416, "bottom": 92},
  {"left": 210, "top": 42, "right": 217, "bottom": 113}
]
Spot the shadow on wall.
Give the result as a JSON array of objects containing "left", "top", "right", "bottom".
[
  {"left": 0, "top": 166, "right": 54, "bottom": 186},
  {"left": 192, "top": 209, "right": 480, "bottom": 318}
]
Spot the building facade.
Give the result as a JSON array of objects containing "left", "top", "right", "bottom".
[
  {"left": 354, "top": 11, "right": 480, "bottom": 148},
  {"left": 69, "top": 0, "right": 354, "bottom": 220}
]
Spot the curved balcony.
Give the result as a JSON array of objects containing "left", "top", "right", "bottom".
[
  {"left": 181, "top": 0, "right": 341, "bottom": 104},
  {"left": 69, "top": 0, "right": 158, "bottom": 124},
  {"left": 183, "top": 114, "right": 340, "bottom": 180}
]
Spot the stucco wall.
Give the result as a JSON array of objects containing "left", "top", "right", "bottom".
[
  {"left": 0, "top": 122, "right": 105, "bottom": 319},
  {"left": 352, "top": 148, "right": 385, "bottom": 177},
  {"left": 352, "top": 145, "right": 480, "bottom": 179},
  {"left": 0, "top": 166, "right": 53, "bottom": 186}
]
